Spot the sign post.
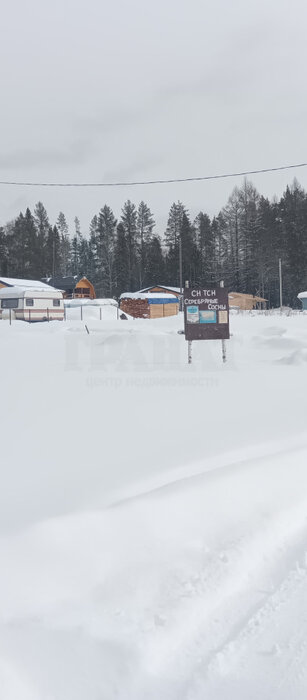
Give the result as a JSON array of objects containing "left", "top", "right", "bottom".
[
  {"left": 184, "top": 284, "right": 230, "bottom": 364},
  {"left": 220, "top": 280, "right": 227, "bottom": 363},
  {"left": 279, "top": 258, "right": 283, "bottom": 313}
]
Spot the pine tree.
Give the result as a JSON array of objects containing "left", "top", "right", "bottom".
[
  {"left": 164, "top": 201, "right": 186, "bottom": 285},
  {"left": 251, "top": 196, "right": 280, "bottom": 304},
  {"left": 165, "top": 202, "right": 185, "bottom": 248},
  {"left": 46, "top": 225, "right": 61, "bottom": 277},
  {"left": 96, "top": 205, "right": 117, "bottom": 296},
  {"left": 180, "top": 212, "right": 198, "bottom": 285},
  {"left": 120, "top": 200, "right": 138, "bottom": 289},
  {"left": 237, "top": 179, "right": 260, "bottom": 291},
  {"left": 33, "top": 202, "right": 49, "bottom": 275},
  {"left": 193, "top": 212, "right": 215, "bottom": 284},
  {"left": 57, "top": 212, "right": 69, "bottom": 237},
  {"left": 71, "top": 236, "right": 80, "bottom": 275},
  {"left": 0, "top": 227, "right": 7, "bottom": 275},
  {"left": 113, "top": 222, "right": 129, "bottom": 296},
  {"left": 143, "top": 235, "right": 165, "bottom": 286},
  {"left": 136, "top": 201, "right": 155, "bottom": 288},
  {"left": 59, "top": 234, "right": 71, "bottom": 276},
  {"left": 70, "top": 217, "right": 83, "bottom": 275},
  {"left": 220, "top": 188, "right": 241, "bottom": 290},
  {"left": 74, "top": 217, "right": 81, "bottom": 236},
  {"left": 34, "top": 201, "right": 49, "bottom": 234},
  {"left": 56, "top": 212, "right": 70, "bottom": 275},
  {"left": 86, "top": 216, "right": 98, "bottom": 282},
  {"left": 278, "top": 180, "right": 307, "bottom": 306},
  {"left": 10, "top": 208, "right": 38, "bottom": 278},
  {"left": 211, "top": 215, "right": 227, "bottom": 284},
  {"left": 164, "top": 202, "right": 197, "bottom": 286}
]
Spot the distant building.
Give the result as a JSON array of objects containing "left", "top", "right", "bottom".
[
  {"left": 120, "top": 292, "right": 179, "bottom": 319},
  {"left": 43, "top": 275, "right": 96, "bottom": 300},
  {"left": 229, "top": 292, "right": 267, "bottom": 311},
  {"left": 138, "top": 285, "right": 182, "bottom": 300},
  {"left": 42, "top": 276, "right": 76, "bottom": 297},
  {"left": 297, "top": 291, "right": 307, "bottom": 310}
]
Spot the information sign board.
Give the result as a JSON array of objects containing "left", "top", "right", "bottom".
[{"left": 184, "top": 287, "right": 230, "bottom": 341}]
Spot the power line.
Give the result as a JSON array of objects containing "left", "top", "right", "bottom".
[{"left": 0, "top": 161, "right": 306, "bottom": 188}]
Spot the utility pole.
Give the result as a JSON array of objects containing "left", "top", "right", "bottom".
[
  {"left": 185, "top": 280, "right": 192, "bottom": 364},
  {"left": 52, "top": 230, "right": 56, "bottom": 279},
  {"left": 179, "top": 233, "right": 183, "bottom": 311},
  {"left": 279, "top": 258, "right": 283, "bottom": 312},
  {"left": 220, "top": 280, "right": 227, "bottom": 363}
]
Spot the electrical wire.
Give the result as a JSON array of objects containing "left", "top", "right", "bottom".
[{"left": 0, "top": 162, "right": 306, "bottom": 188}]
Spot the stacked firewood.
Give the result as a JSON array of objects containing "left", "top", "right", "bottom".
[{"left": 120, "top": 298, "right": 149, "bottom": 318}]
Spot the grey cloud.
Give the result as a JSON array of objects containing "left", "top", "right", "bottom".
[
  {"left": 0, "top": 138, "right": 95, "bottom": 171},
  {"left": 102, "top": 155, "right": 164, "bottom": 182},
  {"left": 75, "top": 102, "right": 155, "bottom": 137},
  {"left": 157, "top": 17, "right": 274, "bottom": 103}
]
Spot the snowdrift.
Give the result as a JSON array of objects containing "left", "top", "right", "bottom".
[{"left": 1, "top": 311, "right": 307, "bottom": 699}]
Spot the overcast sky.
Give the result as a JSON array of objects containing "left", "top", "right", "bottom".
[{"left": 1, "top": 0, "right": 307, "bottom": 235}]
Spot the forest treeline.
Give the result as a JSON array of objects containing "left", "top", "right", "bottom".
[{"left": 0, "top": 178, "right": 307, "bottom": 307}]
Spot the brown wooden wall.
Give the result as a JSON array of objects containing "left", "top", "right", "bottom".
[
  {"left": 150, "top": 302, "right": 179, "bottom": 318},
  {"left": 149, "top": 303, "right": 164, "bottom": 318},
  {"left": 163, "top": 302, "right": 179, "bottom": 316}
]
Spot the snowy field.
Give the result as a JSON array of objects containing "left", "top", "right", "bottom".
[{"left": 1, "top": 310, "right": 307, "bottom": 699}]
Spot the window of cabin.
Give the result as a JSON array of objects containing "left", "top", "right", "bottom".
[
  {"left": 1, "top": 298, "right": 19, "bottom": 309},
  {"left": 26, "top": 298, "right": 34, "bottom": 306},
  {"left": 53, "top": 299, "right": 60, "bottom": 306},
  {"left": 75, "top": 287, "right": 90, "bottom": 296}
]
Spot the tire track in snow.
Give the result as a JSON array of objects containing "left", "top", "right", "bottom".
[
  {"left": 188, "top": 539, "right": 307, "bottom": 700},
  {"left": 130, "top": 486, "right": 307, "bottom": 700}
]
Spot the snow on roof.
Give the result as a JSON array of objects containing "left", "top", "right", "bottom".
[
  {"left": 138, "top": 285, "right": 181, "bottom": 294},
  {"left": 0, "top": 277, "right": 54, "bottom": 290},
  {"left": 0, "top": 286, "right": 62, "bottom": 297},
  {"left": 298, "top": 292, "right": 307, "bottom": 299},
  {"left": 120, "top": 292, "right": 178, "bottom": 300}
]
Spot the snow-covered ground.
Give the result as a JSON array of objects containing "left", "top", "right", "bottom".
[{"left": 1, "top": 310, "right": 307, "bottom": 699}]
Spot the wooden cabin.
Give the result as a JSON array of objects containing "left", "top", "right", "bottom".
[
  {"left": 74, "top": 277, "right": 96, "bottom": 299},
  {"left": 43, "top": 275, "right": 96, "bottom": 299},
  {"left": 229, "top": 292, "right": 267, "bottom": 311},
  {"left": 120, "top": 292, "right": 179, "bottom": 319}
]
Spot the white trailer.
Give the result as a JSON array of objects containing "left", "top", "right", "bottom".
[{"left": 0, "top": 286, "right": 64, "bottom": 322}]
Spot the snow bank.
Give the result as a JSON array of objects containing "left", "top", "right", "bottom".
[
  {"left": 64, "top": 297, "right": 118, "bottom": 307},
  {"left": 64, "top": 299, "right": 126, "bottom": 321},
  {"left": 1, "top": 312, "right": 307, "bottom": 699}
]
